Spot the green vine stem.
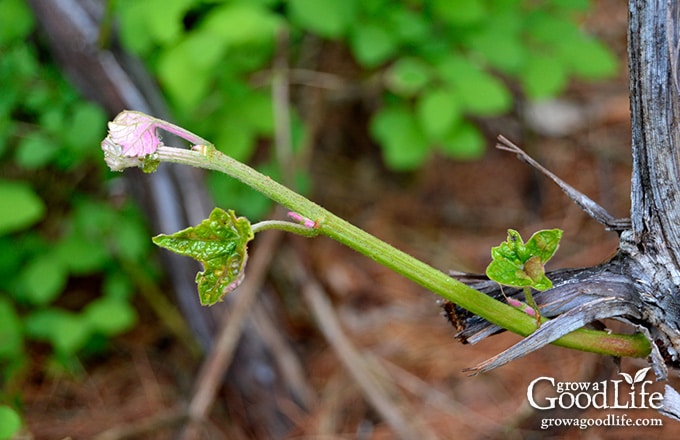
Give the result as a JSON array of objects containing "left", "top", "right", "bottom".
[{"left": 155, "top": 145, "right": 650, "bottom": 359}]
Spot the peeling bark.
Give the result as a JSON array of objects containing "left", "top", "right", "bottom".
[{"left": 444, "top": 1, "right": 680, "bottom": 386}]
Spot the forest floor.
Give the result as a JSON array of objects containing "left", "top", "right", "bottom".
[{"left": 21, "top": 1, "right": 680, "bottom": 439}]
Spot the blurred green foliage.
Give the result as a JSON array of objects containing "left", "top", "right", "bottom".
[
  {"left": 116, "top": 0, "right": 616, "bottom": 175},
  {"left": 0, "top": 404, "right": 21, "bottom": 439},
  {"left": 0, "top": 0, "right": 149, "bottom": 421}
]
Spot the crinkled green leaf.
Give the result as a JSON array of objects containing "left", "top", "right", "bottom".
[
  {"left": 486, "top": 257, "right": 534, "bottom": 288},
  {"left": 485, "top": 228, "right": 562, "bottom": 291},
  {"left": 152, "top": 208, "right": 253, "bottom": 306}
]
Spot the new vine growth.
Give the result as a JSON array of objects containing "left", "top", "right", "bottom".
[
  {"left": 101, "top": 110, "right": 650, "bottom": 372},
  {"left": 486, "top": 228, "right": 563, "bottom": 326}
]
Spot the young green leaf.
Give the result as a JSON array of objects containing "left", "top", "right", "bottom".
[
  {"left": 152, "top": 208, "right": 254, "bottom": 306},
  {"left": 525, "top": 228, "right": 563, "bottom": 265},
  {"left": 485, "top": 228, "right": 562, "bottom": 291}
]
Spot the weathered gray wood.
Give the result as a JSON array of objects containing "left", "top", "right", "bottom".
[
  {"left": 621, "top": 0, "right": 680, "bottom": 367},
  {"left": 445, "top": 0, "right": 680, "bottom": 388}
]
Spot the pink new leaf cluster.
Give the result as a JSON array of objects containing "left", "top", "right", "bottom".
[
  {"left": 107, "top": 111, "right": 161, "bottom": 157},
  {"left": 101, "top": 111, "right": 215, "bottom": 171}
]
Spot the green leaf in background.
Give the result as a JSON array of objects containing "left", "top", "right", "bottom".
[
  {"left": 117, "top": 0, "right": 192, "bottom": 54},
  {"left": 416, "top": 87, "right": 460, "bottom": 139},
  {"left": 208, "top": 170, "right": 274, "bottom": 220},
  {"left": 438, "top": 121, "right": 485, "bottom": 160},
  {"left": 0, "top": 180, "right": 45, "bottom": 235},
  {"left": 0, "top": 405, "right": 21, "bottom": 440},
  {"left": 289, "top": 0, "right": 357, "bottom": 39},
  {"left": 433, "top": 0, "right": 485, "bottom": 25},
  {"left": 0, "top": 0, "right": 34, "bottom": 44},
  {"left": 468, "top": 24, "right": 526, "bottom": 73},
  {"left": 202, "top": 3, "right": 281, "bottom": 47},
  {"left": 485, "top": 228, "right": 563, "bottom": 291},
  {"left": 110, "top": 215, "right": 152, "bottom": 263},
  {"left": 385, "top": 7, "right": 430, "bottom": 45},
  {"left": 144, "top": 0, "right": 192, "bottom": 47},
  {"left": 0, "top": 298, "right": 23, "bottom": 361},
  {"left": 214, "top": 87, "right": 275, "bottom": 149},
  {"left": 370, "top": 105, "right": 430, "bottom": 170},
  {"left": 157, "top": 32, "right": 223, "bottom": 109},
  {"left": 557, "top": 36, "right": 618, "bottom": 79},
  {"left": 551, "top": 0, "right": 591, "bottom": 10},
  {"left": 54, "top": 233, "right": 111, "bottom": 275},
  {"left": 238, "top": 90, "right": 275, "bottom": 134},
  {"left": 436, "top": 57, "right": 512, "bottom": 115},
  {"left": 526, "top": 12, "right": 580, "bottom": 45},
  {"left": 16, "top": 254, "right": 68, "bottom": 306},
  {"left": 15, "top": 131, "right": 58, "bottom": 169},
  {"left": 64, "top": 102, "right": 108, "bottom": 158},
  {"left": 213, "top": 124, "right": 256, "bottom": 162},
  {"left": 103, "top": 272, "right": 135, "bottom": 301},
  {"left": 386, "top": 57, "right": 432, "bottom": 96},
  {"left": 25, "top": 309, "right": 91, "bottom": 356},
  {"left": 83, "top": 297, "right": 137, "bottom": 335},
  {"left": 152, "top": 208, "right": 254, "bottom": 306},
  {"left": 350, "top": 21, "right": 398, "bottom": 67},
  {"left": 520, "top": 55, "right": 568, "bottom": 99}
]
